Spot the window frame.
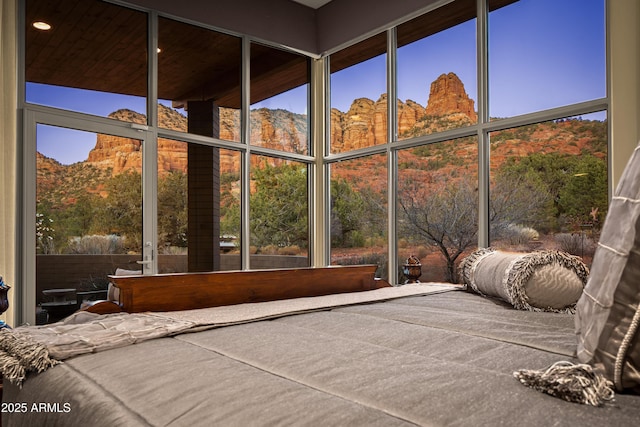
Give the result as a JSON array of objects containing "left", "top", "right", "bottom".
[
  {"left": 323, "top": 0, "right": 609, "bottom": 284},
  {"left": 16, "top": 0, "right": 609, "bottom": 326},
  {"left": 18, "top": 0, "right": 316, "bottom": 325}
]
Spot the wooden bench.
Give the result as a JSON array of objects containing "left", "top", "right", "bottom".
[{"left": 85, "top": 265, "right": 390, "bottom": 314}]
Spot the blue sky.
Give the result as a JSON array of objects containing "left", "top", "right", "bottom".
[
  {"left": 331, "top": 0, "right": 605, "bottom": 116},
  {"left": 34, "top": 0, "right": 605, "bottom": 165}
]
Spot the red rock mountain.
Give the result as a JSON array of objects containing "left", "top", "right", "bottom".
[
  {"left": 329, "top": 73, "right": 477, "bottom": 152},
  {"left": 36, "top": 70, "right": 606, "bottom": 211},
  {"left": 425, "top": 72, "right": 477, "bottom": 121},
  {"left": 82, "top": 72, "right": 477, "bottom": 174}
]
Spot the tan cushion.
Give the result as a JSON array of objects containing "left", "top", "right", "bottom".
[
  {"left": 108, "top": 268, "right": 142, "bottom": 301},
  {"left": 576, "top": 142, "right": 640, "bottom": 394},
  {"left": 459, "top": 248, "right": 587, "bottom": 312}
]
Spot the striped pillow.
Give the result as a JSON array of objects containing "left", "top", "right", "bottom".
[
  {"left": 576, "top": 142, "right": 640, "bottom": 394},
  {"left": 459, "top": 248, "right": 588, "bottom": 313}
]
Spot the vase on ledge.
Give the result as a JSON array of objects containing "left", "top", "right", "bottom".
[
  {"left": 0, "top": 276, "right": 10, "bottom": 328},
  {"left": 402, "top": 255, "right": 422, "bottom": 284}
]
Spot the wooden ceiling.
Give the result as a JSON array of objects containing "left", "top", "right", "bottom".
[
  {"left": 26, "top": 0, "right": 149, "bottom": 99},
  {"left": 330, "top": 0, "right": 517, "bottom": 73},
  {"left": 26, "top": 0, "right": 516, "bottom": 108},
  {"left": 25, "top": 0, "right": 309, "bottom": 109}
]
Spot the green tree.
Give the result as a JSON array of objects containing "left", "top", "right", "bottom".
[
  {"left": 96, "top": 171, "right": 142, "bottom": 252},
  {"left": 60, "top": 193, "right": 101, "bottom": 237},
  {"left": 250, "top": 164, "right": 308, "bottom": 249},
  {"left": 490, "top": 160, "right": 554, "bottom": 237},
  {"left": 499, "top": 153, "right": 571, "bottom": 226},
  {"left": 496, "top": 153, "right": 608, "bottom": 232},
  {"left": 330, "top": 178, "right": 366, "bottom": 247},
  {"left": 558, "top": 155, "right": 608, "bottom": 227},
  {"left": 157, "top": 171, "right": 188, "bottom": 248},
  {"left": 220, "top": 172, "right": 241, "bottom": 241}
]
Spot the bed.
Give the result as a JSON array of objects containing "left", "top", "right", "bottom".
[
  {"left": 2, "top": 277, "right": 640, "bottom": 427},
  {"left": 3, "top": 143, "right": 640, "bottom": 426}
]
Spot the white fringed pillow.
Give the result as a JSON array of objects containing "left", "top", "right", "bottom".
[{"left": 459, "top": 248, "right": 588, "bottom": 313}]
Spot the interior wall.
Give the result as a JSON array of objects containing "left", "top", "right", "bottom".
[
  {"left": 124, "top": 0, "right": 318, "bottom": 55},
  {"left": 609, "top": 0, "right": 640, "bottom": 189},
  {"left": 316, "top": 0, "right": 447, "bottom": 54},
  {"left": 0, "top": 0, "right": 17, "bottom": 324},
  {"left": 124, "top": 0, "right": 449, "bottom": 56}
]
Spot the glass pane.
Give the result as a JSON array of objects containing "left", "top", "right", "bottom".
[
  {"left": 489, "top": 0, "right": 606, "bottom": 118},
  {"left": 489, "top": 112, "right": 608, "bottom": 266},
  {"left": 36, "top": 125, "right": 142, "bottom": 324},
  {"left": 250, "top": 43, "right": 310, "bottom": 154},
  {"left": 249, "top": 156, "right": 309, "bottom": 269},
  {"left": 158, "top": 17, "right": 242, "bottom": 142},
  {"left": 397, "top": 137, "right": 478, "bottom": 283},
  {"left": 397, "top": 0, "right": 477, "bottom": 140},
  {"left": 26, "top": 0, "right": 147, "bottom": 121},
  {"left": 157, "top": 139, "right": 242, "bottom": 272},
  {"left": 330, "top": 154, "right": 388, "bottom": 279},
  {"left": 330, "top": 33, "right": 387, "bottom": 153}
]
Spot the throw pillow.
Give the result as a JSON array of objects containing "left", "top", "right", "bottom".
[
  {"left": 576, "top": 142, "right": 640, "bottom": 394},
  {"left": 108, "top": 268, "right": 142, "bottom": 301},
  {"left": 459, "top": 248, "right": 588, "bottom": 312}
]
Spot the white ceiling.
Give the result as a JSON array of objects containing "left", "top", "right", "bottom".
[{"left": 290, "top": 0, "right": 333, "bottom": 9}]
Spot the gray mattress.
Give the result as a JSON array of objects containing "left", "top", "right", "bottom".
[{"left": 3, "top": 290, "right": 640, "bottom": 426}]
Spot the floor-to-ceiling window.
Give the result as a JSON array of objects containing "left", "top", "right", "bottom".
[
  {"left": 20, "top": 0, "right": 608, "bottom": 323},
  {"left": 327, "top": 0, "right": 607, "bottom": 284},
  {"left": 487, "top": 0, "right": 607, "bottom": 265},
  {"left": 25, "top": 0, "right": 150, "bottom": 323},
  {"left": 156, "top": 16, "right": 244, "bottom": 273},
  {"left": 397, "top": 137, "right": 478, "bottom": 283},
  {"left": 249, "top": 42, "right": 312, "bottom": 268},
  {"left": 22, "top": 0, "right": 312, "bottom": 324},
  {"left": 328, "top": 32, "right": 389, "bottom": 279},
  {"left": 330, "top": 154, "right": 388, "bottom": 279}
]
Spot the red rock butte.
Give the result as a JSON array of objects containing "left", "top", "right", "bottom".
[{"left": 83, "top": 72, "right": 477, "bottom": 174}]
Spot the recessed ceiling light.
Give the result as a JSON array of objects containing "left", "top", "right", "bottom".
[{"left": 32, "top": 21, "right": 52, "bottom": 31}]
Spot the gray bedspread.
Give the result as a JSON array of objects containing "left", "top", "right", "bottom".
[{"left": 3, "top": 289, "right": 640, "bottom": 426}]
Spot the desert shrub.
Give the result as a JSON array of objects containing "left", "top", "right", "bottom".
[
  {"left": 555, "top": 233, "right": 582, "bottom": 255},
  {"left": 505, "top": 224, "right": 540, "bottom": 245},
  {"left": 555, "top": 232, "right": 596, "bottom": 257},
  {"left": 365, "top": 236, "right": 386, "bottom": 248},
  {"left": 260, "top": 245, "right": 280, "bottom": 255},
  {"left": 159, "top": 245, "right": 187, "bottom": 255},
  {"left": 278, "top": 245, "right": 301, "bottom": 256},
  {"left": 343, "top": 230, "right": 365, "bottom": 248},
  {"left": 67, "top": 234, "right": 126, "bottom": 254},
  {"left": 414, "top": 245, "right": 429, "bottom": 260}
]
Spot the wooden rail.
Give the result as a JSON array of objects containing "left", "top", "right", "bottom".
[{"left": 84, "top": 265, "right": 389, "bottom": 314}]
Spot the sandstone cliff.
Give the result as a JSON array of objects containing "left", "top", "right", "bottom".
[
  {"left": 425, "top": 72, "right": 477, "bottom": 122},
  {"left": 330, "top": 72, "right": 476, "bottom": 151},
  {"left": 83, "top": 72, "right": 477, "bottom": 174}
]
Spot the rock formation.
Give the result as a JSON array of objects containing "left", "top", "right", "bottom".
[
  {"left": 82, "top": 72, "right": 477, "bottom": 173},
  {"left": 329, "top": 72, "right": 477, "bottom": 150},
  {"left": 424, "top": 72, "right": 477, "bottom": 122}
]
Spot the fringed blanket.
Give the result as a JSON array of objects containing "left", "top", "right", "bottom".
[{"left": 0, "top": 282, "right": 457, "bottom": 386}]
